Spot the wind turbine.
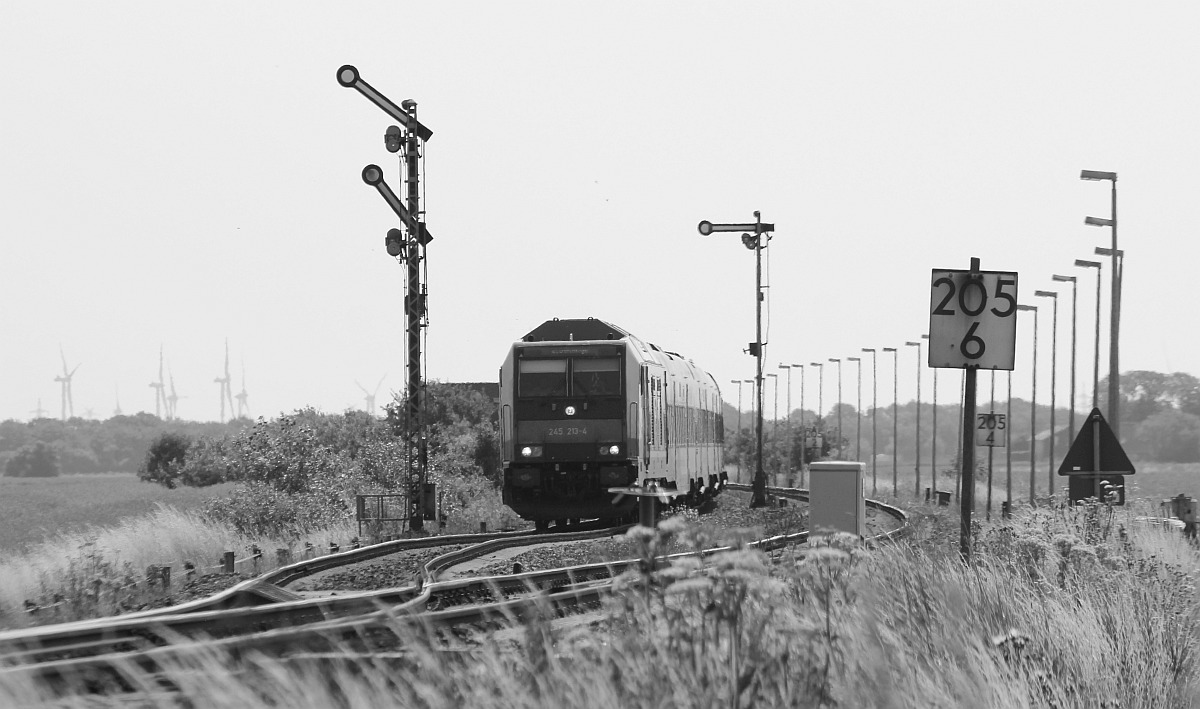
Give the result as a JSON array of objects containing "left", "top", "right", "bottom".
[
  {"left": 356, "top": 375, "right": 386, "bottom": 415},
  {"left": 149, "top": 347, "right": 167, "bottom": 419},
  {"left": 54, "top": 348, "right": 80, "bottom": 420},
  {"left": 235, "top": 361, "right": 249, "bottom": 419},
  {"left": 167, "top": 367, "right": 186, "bottom": 421},
  {"left": 214, "top": 340, "right": 234, "bottom": 422}
]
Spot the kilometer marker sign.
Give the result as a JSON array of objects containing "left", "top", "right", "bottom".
[
  {"left": 975, "top": 412, "right": 1007, "bottom": 447},
  {"left": 933, "top": 259, "right": 1019, "bottom": 563},
  {"left": 928, "top": 269, "right": 1018, "bottom": 371}
]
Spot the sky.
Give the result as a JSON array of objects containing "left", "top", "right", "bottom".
[{"left": 2, "top": 2, "right": 1198, "bottom": 423}]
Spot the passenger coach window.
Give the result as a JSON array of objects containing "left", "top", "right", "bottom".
[
  {"left": 519, "top": 359, "right": 567, "bottom": 397},
  {"left": 572, "top": 358, "right": 620, "bottom": 396}
]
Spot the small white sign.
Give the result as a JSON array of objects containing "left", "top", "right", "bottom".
[{"left": 975, "top": 412, "right": 1007, "bottom": 447}]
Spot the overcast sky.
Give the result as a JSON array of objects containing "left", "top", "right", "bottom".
[{"left": 2, "top": 3, "right": 1196, "bottom": 423}]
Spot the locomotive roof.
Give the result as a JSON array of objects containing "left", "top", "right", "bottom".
[
  {"left": 515, "top": 317, "right": 721, "bottom": 393},
  {"left": 522, "top": 318, "right": 630, "bottom": 342}
]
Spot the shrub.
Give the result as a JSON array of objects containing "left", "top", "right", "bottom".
[
  {"left": 4, "top": 442, "right": 60, "bottom": 478},
  {"left": 137, "top": 433, "right": 192, "bottom": 489},
  {"left": 203, "top": 482, "right": 348, "bottom": 538}
]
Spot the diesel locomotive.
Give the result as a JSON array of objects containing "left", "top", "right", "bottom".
[{"left": 499, "top": 318, "right": 727, "bottom": 528}]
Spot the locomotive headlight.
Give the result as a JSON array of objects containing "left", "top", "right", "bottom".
[
  {"left": 599, "top": 444, "right": 620, "bottom": 456},
  {"left": 520, "top": 445, "right": 544, "bottom": 458},
  {"left": 564, "top": 406, "right": 576, "bottom": 416}
]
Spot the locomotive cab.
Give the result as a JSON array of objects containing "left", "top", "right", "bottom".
[
  {"left": 501, "top": 337, "right": 640, "bottom": 523},
  {"left": 499, "top": 318, "right": 724, "bottom": 526}
]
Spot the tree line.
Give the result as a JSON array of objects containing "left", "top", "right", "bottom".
[{"left": 0, "top": 414, "right": 246, "bottom": 478}]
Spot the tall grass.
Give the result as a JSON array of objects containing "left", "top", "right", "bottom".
[
  {"left": 0, "top": 504, "right": 357, "bottom": 629},
  {"left": 3, "top": 497, "right": 1197, "bottom": 707}
]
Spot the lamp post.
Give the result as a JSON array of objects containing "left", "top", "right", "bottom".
[
  {"left": 810, "top": 362, "right": 825, "bottom": 456},
  {"left": 883, "top": 347, "right": 898, "bottom": 495},
  {"left": 742, "top": 378, "right": 755, "bottom": 484},
  {"left": 1075, "top": 259, "right": 1103, "bottom": 411},
  {"left": 698, "top": 212, "right": 775, "bottom": 507},
  {"left": 906, "top": 340, "right": 923, "bottom": 498},
  {"left": 848, "top": 356, "right": 862, "bottom": 462},
  {"left": 1052, "top": 274, "right": 1078, "bottom": 444},
  {"left": 778, "top": 365, "right": 793, "bottom": 483},
  {"left": 1017, "top": 304, "right": 1038, "bottom": 503},
  {"left": 829, "top": 358, "right": 843, "bottom": 459},
  {"left": 1081, "top": 169, "right": 1119, "bottom": 434},
  {"left": 767, "top": 372, "right": 779, "bottom": 483},
  {"left": 863, "top": 348, "right": 878, "bottom": 494},
  {"left": 1095, "top": 246, "right": 1125, "bottom": 429},
  {"left": 922, "top": 333, "right": 936, "bottom": 498},
  {"left": 793, "top": 365, "right": 806, "bottom": 483},
  {"left": 731, "top": 379, "right": 744, "bottom": 482},
  {"left": 1035, "top": 289, "right": 1059, "bottom": 493}
]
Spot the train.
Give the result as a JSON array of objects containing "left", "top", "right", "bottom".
[{"left": 499, "top": 318, "right": 728, "bottom": 528}]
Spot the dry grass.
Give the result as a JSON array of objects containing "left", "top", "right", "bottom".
[
  {"left": 3, "top": 496, "right": 1198, "bottom": 707},
  {"left": 0, "top": 473, "right": 236, "bottom": 553},
  {"left": 0, "top": 506, "right": 358, "bottom": 629}
]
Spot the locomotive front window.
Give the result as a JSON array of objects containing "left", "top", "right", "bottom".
[
  {"left": 519, "top": 359, "right": 568, "bottom": 397},
  {"left": 572, "top": 358, "right": 620, "bottom": 396}
]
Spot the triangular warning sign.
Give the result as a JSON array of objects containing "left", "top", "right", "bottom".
[{"left": 1057, "top": 408, "right": 1136, "bottom": 476}]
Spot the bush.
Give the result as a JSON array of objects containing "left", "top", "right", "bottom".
[
  {"left": 4, "top": 442, "right": 60, "bottom": 478},
  {"left": 203, "top": 482, "right": 349, "bottom": 538},
  {"left": 137, "top": 433, "right": 192, "bottom": 489}
]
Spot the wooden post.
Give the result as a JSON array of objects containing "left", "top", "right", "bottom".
[{"left": 222, "top": 551, "right": 235, "bottom": 573}]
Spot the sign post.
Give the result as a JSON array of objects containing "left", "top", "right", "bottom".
[
  {"left": 929, "top": 257, "right": 1018, "bottom": 562},
  {"left": 1058, "top": 407, "right": 1133, "bottom": 505}
]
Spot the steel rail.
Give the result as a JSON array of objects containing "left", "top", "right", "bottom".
[
  {"left": 3, "top": 487, "right": 907, "bottom": 693},
  {"left": 0, "top": 525, "right": 631, "bottom": 665}
]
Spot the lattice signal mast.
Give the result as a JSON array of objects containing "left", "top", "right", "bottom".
[{"left": 338, "top": 65, "right": 434, "bottom": 532}]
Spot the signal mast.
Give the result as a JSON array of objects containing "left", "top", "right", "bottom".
[{"left": 338, "top": 65, "right": 434, "bottom": 532}]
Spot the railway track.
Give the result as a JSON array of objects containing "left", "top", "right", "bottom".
[
  {"left": 0, "top": 523, "right": 630, "bottom": 665},
  {"left": 0, "top": 486, "right": 908, "bottom": 695}
]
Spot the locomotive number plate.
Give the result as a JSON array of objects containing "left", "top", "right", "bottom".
[{"left": 517, "top": 419, "right": 621, "bottom": 442}]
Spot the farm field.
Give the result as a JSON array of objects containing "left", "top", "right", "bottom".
[{"left": 0, "top": 474, "right": 236, "bottom": 555}]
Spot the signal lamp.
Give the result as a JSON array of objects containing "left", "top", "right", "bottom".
[
  {"left": 385, "top": 229, "right": 404, "bottom": 257},
  {"left": 361, "top": 164, "right": 383, "bottom": 185},
  {"left": 336, "top": 65, "right": 359, "bottom": 87},
  {"left": 384, "top": 126, "right": 402, "bottom": 153}
]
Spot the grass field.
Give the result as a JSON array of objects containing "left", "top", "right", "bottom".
[{"left": 0, "top": 473, "right": 236, "bottom": 555}]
